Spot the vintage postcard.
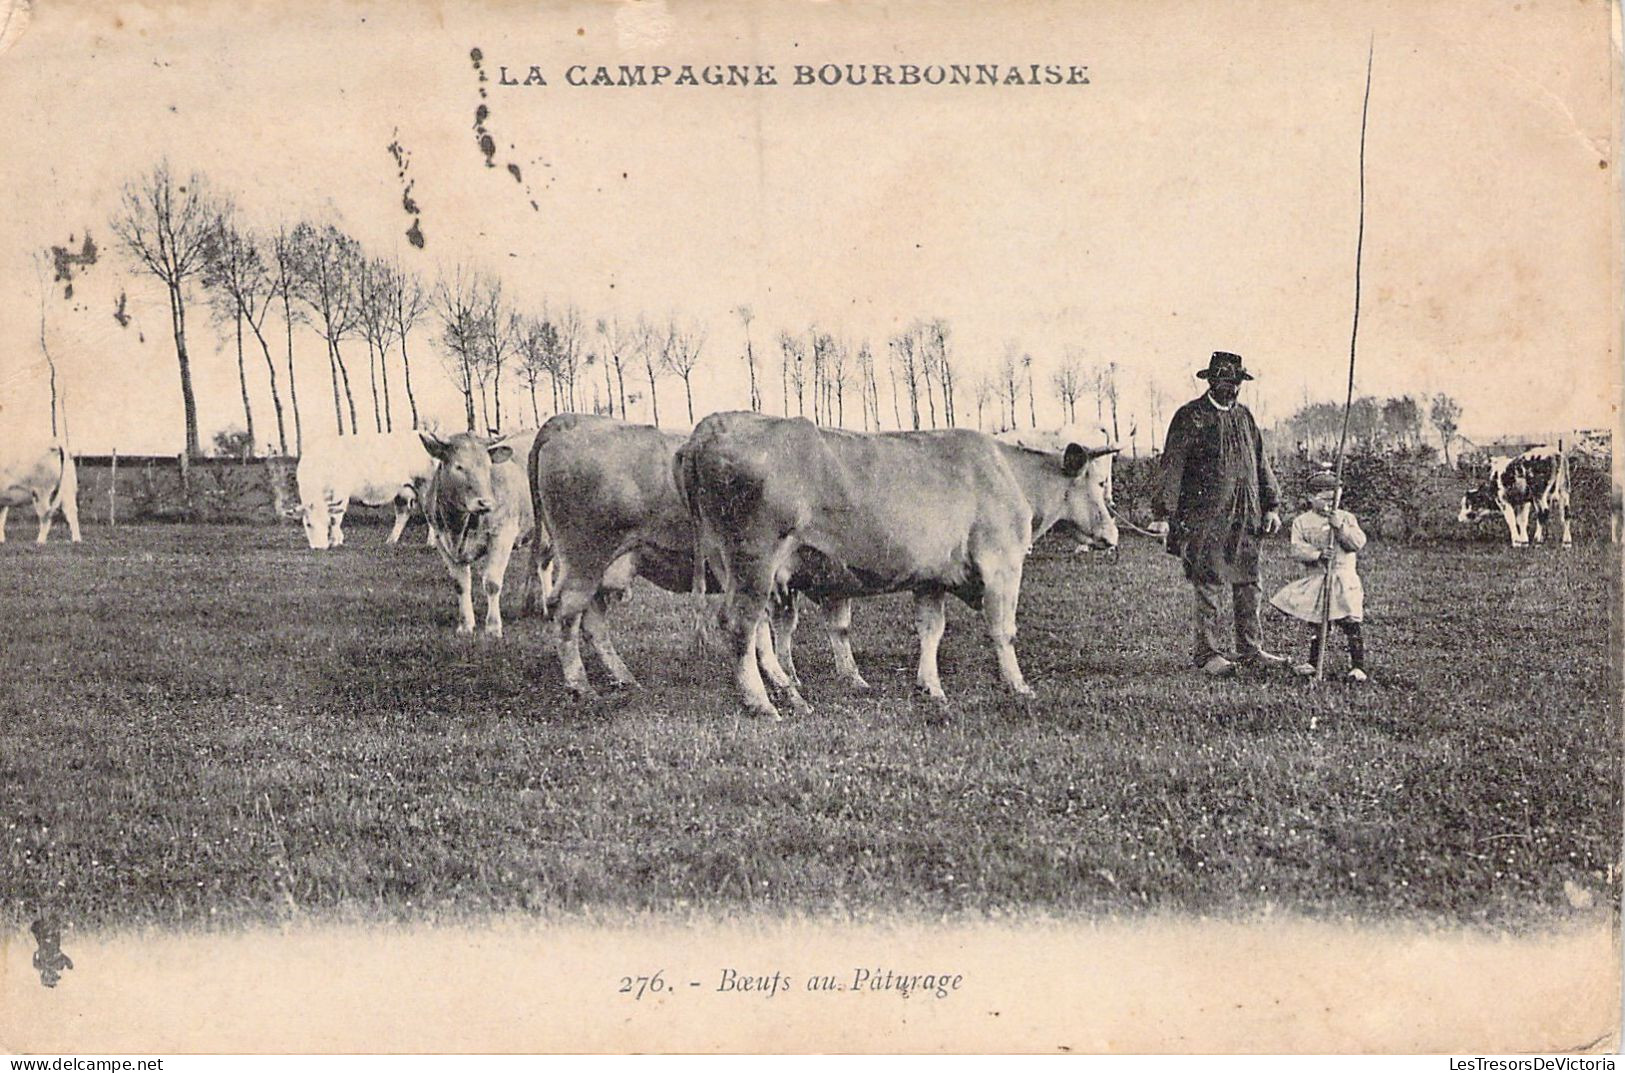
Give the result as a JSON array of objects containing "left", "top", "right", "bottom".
[{"left": 0, "top": 0, "right": 1619, "bottom": 1055}]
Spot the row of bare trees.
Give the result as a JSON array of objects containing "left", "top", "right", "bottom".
[
  {"left": 111, "top": 162, "right": 432, "bottom": 457},
  {"left": 107, "top": 159, "right": 1178, "bottom": 458}
]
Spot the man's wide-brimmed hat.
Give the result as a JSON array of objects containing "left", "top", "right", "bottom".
[{"left": 1196, "top": 351, "right": 1254, "bottom": 381}]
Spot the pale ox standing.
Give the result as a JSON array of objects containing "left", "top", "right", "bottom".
[
  {"left": 675, "top": 413, "right": 1118, "bottom": 719},
  {"left": 294, "top": 430, "right": 439, "bottom": 550},
  {"left": 420, "top": 429, "right": 540, "bottom": 637},
  {"left": 529, "top": 413, "right": 865, "bottom": 699},
  {"left": 0, "top": 443, "right": 82, "bottom": 545}
]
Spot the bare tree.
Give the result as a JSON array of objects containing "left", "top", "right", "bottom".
[
  {"left": 516, "top": 311, "right": 560, "bottom": 424},
  {"left": 1147, "top": 381, "right": 1167, "bottom": 451},
  {"left": 825, "top": 334, "right": 852, "bottom": 427},
  {"left": 890, "top": 331, "right": 922, "bottom": 429},
  {"left": 998, "top": 344, "right": 1023, "bottom": 429},
  {"left": 926, "top": 319, "right": 957, "bottom": 427},
  {"left": 736, "top": 305, "right": 761, "bottom": 411},
  {"left": 477, "top": 277, "right": 520, "bottom": 431},
  {"left": 634, "top": 316, "right": 665, "bottom": 426},
  {"left": 355, "top": 257, "right": 400, "bottom": 433},
  {"left": 1024, "top": 353, "right": 1038, "bottom": 427},
  {"left": 1100, "top": 360, "right": 1121, "bottom": 443},
  {"left": 269, "top": 227, "right": 306, "bottom": 453},
  {"left": 555, "top": 304, "right": 584, "bottom": 412},
  {"left": 435, "top": 267, "right": 485, "bottom": 430},
  {"left": 779, "top": 331, "right": 806, "bottom": 418},
  {"left": 596, "top": 317, "right": 633, "bottom": 419},
  {"left": 203, "top": 205, "right": 291, "bottom": 454},
  {"left": 972, "top": 375, "right": 995, "bottom": 430},
  {"left": 855, "top": 341, "right": 879, "bottom": 430},
  {"left": 1052, "top": 350, "right": 1085, "bottom": 424},
  {"left": 1430, "top": 393, "right": 1463, "bottom": 466},
  {"left": 661, "top": 317, "right": 707, "bottom": 425},
  {"left": 109, "top": 161, "right": 217, "bottom": 457},
  {"left": 387, "top": 259, "right": 428, "bottom": 428},
  {"left": 289, "top": 223, "right": 362, "bottom": 435},
  {"left": 809, "top": 328, "right": 827, "bottom": 424}
]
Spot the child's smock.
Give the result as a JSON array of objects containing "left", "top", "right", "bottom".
[{"left": 1269, "top": 508, "right": 1367, "bottom": 622}]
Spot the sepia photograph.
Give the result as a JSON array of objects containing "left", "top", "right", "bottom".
[{"left": 0, "top": 0, "right": 1619, "bottom": 1055}]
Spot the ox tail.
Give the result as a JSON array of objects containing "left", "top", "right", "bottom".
[
  {"left": 672, "top": 441, "right": 710, "bottom": 599},
  {"left": 672, "top": 439, "right": 727, "bottom": 653},
  {"left": 525, "top": 420, "right": 559, "bottom": 619},
  {"left": 44, "top": 444, "right": 70, "bottom": 516}
]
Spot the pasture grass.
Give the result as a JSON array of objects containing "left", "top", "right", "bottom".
[{"left": 0, "top": 520, "right": 1618, "bottom": 932}]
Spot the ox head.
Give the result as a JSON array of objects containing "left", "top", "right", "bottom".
[
  {"left": 1058, "top": 440, "right": 1122, "bottom": 551},
  {"left": 1003, "top": 427, "right": 1120, "bottom": 551},
  {"left": 420, "top": 431, "right": 514, "bottom": 518},
  {"left": 1458, "top": 457, "right": 1511, "bottom": 523},
  {"left": 1457, "top": 485, "right": 1499, "bottom": 523},
  {"left": 299, "top": 498, "right": 332, "bottom": 550}
]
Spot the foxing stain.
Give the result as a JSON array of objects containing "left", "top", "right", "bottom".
[
  {"left": 387, "top": 129, "right": 427, "bottom": 248},
  {"left": 30, "top": 916, "right": 73, "bottom": 988},
  {"left": 469, "top": 44, "right": 544, "bottom": 213},
  {"left": 51, "top": 232, "right": 99, "bottom": 299}
]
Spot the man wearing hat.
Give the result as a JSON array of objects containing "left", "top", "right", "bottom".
[{"left": 1150, "top": 351, "right": 1286, "bottom": 677}]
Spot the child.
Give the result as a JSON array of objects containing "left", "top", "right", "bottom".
[{"left": 1269, "top": 468, "right": 1369, "bottom": 681}]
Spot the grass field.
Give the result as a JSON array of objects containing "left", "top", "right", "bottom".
[{"left": 1, "top": 518, "right": 1619, "bottom": 933}]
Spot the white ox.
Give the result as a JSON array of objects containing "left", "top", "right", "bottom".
[
  {"left": 295, "top": 430, "right": 439, "bottom": 549},
  {"left": 0, "top": 443, "right": 82, "bottom": 544},
  {"left": 674, "top": 414, "right": 1118, "bottom": 719},
  {"left": 420, "top": 429, "right": 541, "bottom": 637}
]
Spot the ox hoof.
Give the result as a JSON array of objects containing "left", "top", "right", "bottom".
[
  {"left": 743, "top": 704, "right": 784, "bottom": 722},
  {"left": 844, "top": 674, "right": 872, "bottom": 692},
  {"left": 567, "top": 684, "right": 602, "bottom": 703},
  {"left": 606, "top": 677, "right": 643, "bottom": 693}
]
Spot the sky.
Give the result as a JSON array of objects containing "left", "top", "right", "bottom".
[{"left": 0, "top": 0, "right": 1618, "bottom": 456}]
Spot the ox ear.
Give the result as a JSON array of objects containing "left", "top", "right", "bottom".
[
  {"left": 419, "top": 430, "right": 452, "bottom": 462},
  {"left": 487, "top": 444, "right": 514, "bottom": 465},
  {"left": 1062, "top": 443, "right": 1119, "bottom": 477}
]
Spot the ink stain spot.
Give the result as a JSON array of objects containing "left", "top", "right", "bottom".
[
  {"left": 114, "top": 291, "right": 131, "bottom": 328},
  {"left": 403, "top": 191, "right": 420, "bottom": 214},
  {"left": 475, "top": 104, "right": 489, "bottom": 125},
  {"left": 51, "top": 233, "right": 99, "bottom": 298},
  {"left": 406, "top": 220, "right": 425, "bottom": 249},
  {"left": 479, "top": 134, "right": 497, "bottom": 165},
  {"left": 1601, "top": 160, "right": 1610, "bottom": 170},
  {"left": 508, "top": 163, "right": 523, "bottom": 182}
]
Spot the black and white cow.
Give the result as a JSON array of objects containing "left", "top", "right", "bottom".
[{"left": 1458, "top": 446, "right": 1571, "bottom": 547}]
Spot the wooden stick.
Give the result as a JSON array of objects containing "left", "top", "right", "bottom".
[{"left": 1317, "top": 37, "right": 1375, "bottom": 681}]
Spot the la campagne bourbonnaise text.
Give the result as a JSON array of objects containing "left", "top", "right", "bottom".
[{"left": 499, "top": 63, "right": 1090, "bottom": 88}]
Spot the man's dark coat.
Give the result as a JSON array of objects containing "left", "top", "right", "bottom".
[{"left": 1155, "top": 395, "right": 1281, "bottom": 584}]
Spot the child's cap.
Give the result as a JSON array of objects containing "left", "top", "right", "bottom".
[{"left": 1306, "top": 467, "right": 1340, "bottom": 493}]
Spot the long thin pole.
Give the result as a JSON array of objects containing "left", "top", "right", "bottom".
[{"left": 1317, "top": 37, "right": 1375, "bottom": 681}]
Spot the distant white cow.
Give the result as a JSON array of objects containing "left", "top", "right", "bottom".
[
  {"left": 0, "top": 443, "right": 81, "bottom": 545},
  {"left": 295, "top": 430, "right": 439, "bottom": 550},
  {"left": 421, "top": 429, "right": 541, "bottom": 637}
]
